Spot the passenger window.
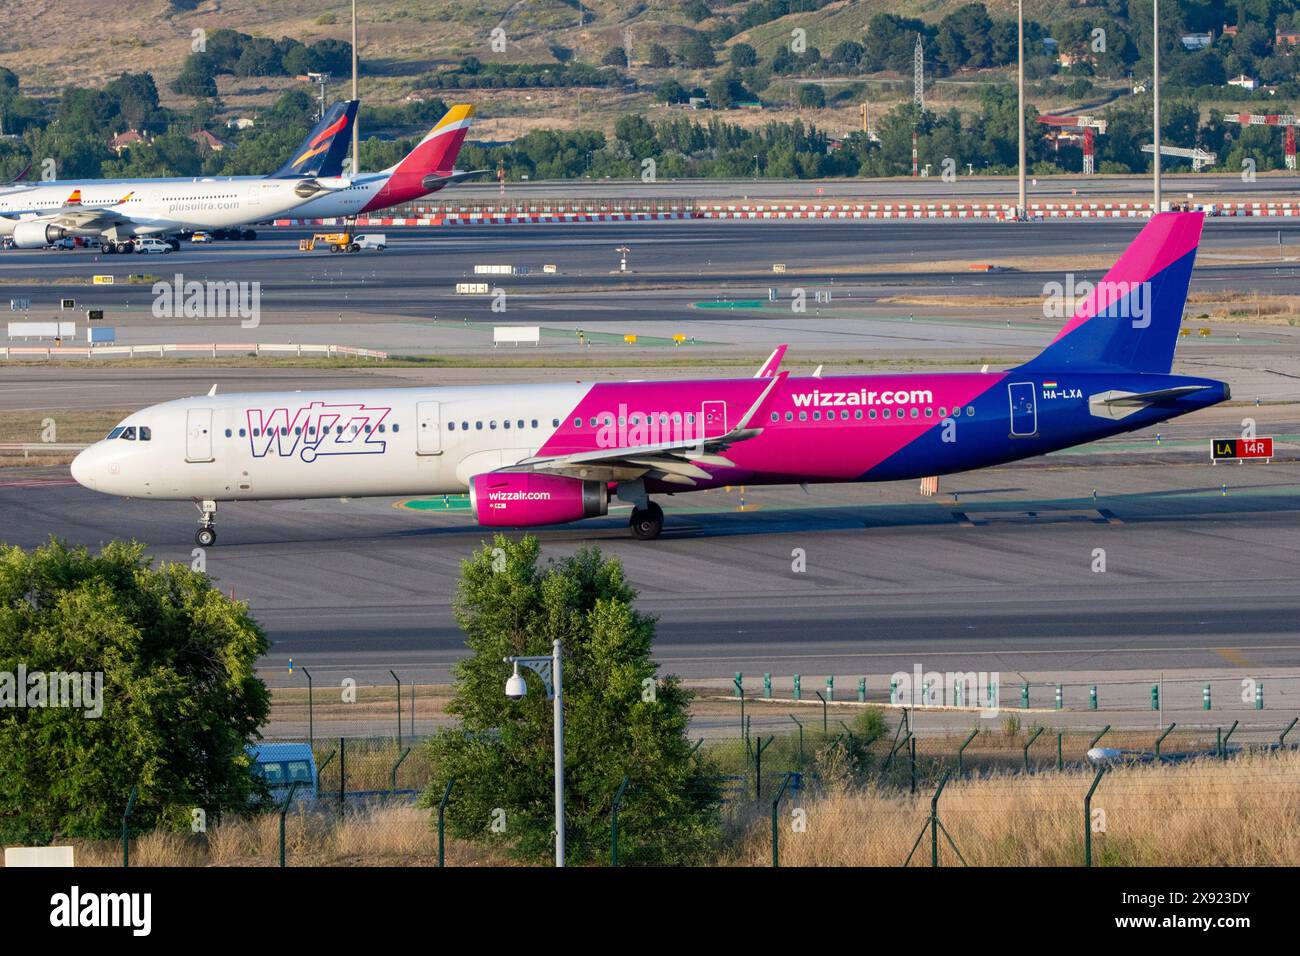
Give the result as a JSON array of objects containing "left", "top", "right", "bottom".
[
  {"left": 392, "top": 424, "right": 399, "bottom": 432},
  {"left": 869, "top": 410, "right": 877, "bottom": 420},
  {"left": 552, "top": 419, "right": 559, "bottom": 427},
  {"left": 378, "top": 424, "right": 386, "bottom": 433},
  {"left": 882, "top": 410, "right": 891, "bottom": 420},
  {"left": 281, "top": 427, "right": 289, "bottom": 436},
  {"left": 784, "top": 411, "right": 793, "bottom": 421},
  {"left": 939, "top": 407, "right": 947, "bottom": 417},
  {"left": 295, "top": 427, "right": 302, "bottom": 435},
  {"left": 854, "top": 410, "right": 863, "bottom": 420},
  {"left": 841, "top": 410, "right": 849, "bottom": 420},
  {"left": 770, "top": 412, "right": 778, "bottom": 422},
  {"left": 813, "top": 411, "right": 821, "bottom": 421},
  {"left": 476, "top": 422, "right": 483, "bottom": 430},
  {"left": 449, "top": 422, "right": 455, "bottom": 430},
  {"left": 531, "top": 419, "right": 538, "bottom": 428},
  {"left": 503, "top": 420, "right": 511, "bottom": 429},
  {"left": 490, "top": 421, "right": 497, "bottom": 430},
  {"left": 686, "top": 413, "right": 695, "bottom": 424},
  {"left": 573, "top": 418, "right": 582, "bottom": 428},
  {"left": 462, "top": 422, "right": 468, "bottom": 430},
  {"left": 799, "top": 411, "right": 808, "bottom": 421},
  {"left": 239, "top": 428, "right": 246, "bottom": 437},
  {"left": 910, "top": 408, "right": 919, "bottom": 418},
  {"left": 966, "top": 406, "right": 975, "bottom": 416},
  {"left": 224, "top": 428, "right": 232, "bottom": 438},
  {"left": 925, "top": 408, "right": 933, "bottom": 417}
]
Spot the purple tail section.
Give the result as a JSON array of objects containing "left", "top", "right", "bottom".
[{"left": 1021, "top": 211, "right": 1204, "bottom": 374}]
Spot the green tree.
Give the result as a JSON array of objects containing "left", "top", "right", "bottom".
[
  {"left": 730, "top": 42, "right": 758, "bottom": 68},
  {"left": 0, "top": 539, "right": 270, "bottom": 844},
  {"left": 798, "top": 83, "right": 826, "bottom": 108},
  {"left": 420, "top": 537, "right": 721, "bottom": 865}
]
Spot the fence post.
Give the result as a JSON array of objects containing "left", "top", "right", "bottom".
[
  {"left": 1155, "top": 722, "right": 1176, "bottom": 760},
  {"left": 957, "top": 728, "right": 978, "bottom": 777},
  {"left": 789, "top": 714, "right": 804, "bottom": 772},
  {"left": 770, "top": 773, "right": 793, "bottom": 867},
  {"left": 910, "top": 736, "right": 917, "bottom": 795},
  {"left": 735, "top": 675, "right": 746, "bottom": 745},
  {"left": 302, "top": 666, "right": 314, "bottom": 749},
  {"left": 279, "top": 780, "right": 301, "bottom": 867},
  {"left": 389, "top": 747, "right": 411, "bottom": 794},
  {"left": 1057, "top": 732, "right": 1064, "bottom": 771},
  {"left": 755, "top": 735, "right": 774, "bottom": 802},
  {"left": 390, "top": 670, "right": 402, "bottom": 750},
  {"left": 316, "top": 749, "right": 336, "bottom": 797},
  {"left": 1023, "top": 726, "right": 1044, "bottom": 772},
  {"left": 437, "top": 779, "right": 454, "bottom": 867},
  {"left": 1281, "top": 717, "right": 1298, "bottom": 748},
  {"left": 1083, "top": 767, "right": 1107, "bottom": 867},
  {"left": 930, "top": 770, "right": 951, "bottom": 866},
  {"left": 1221, "top": 720, "right": 1239, "bottom": 759},
  {"left": 610, "top": 776, "right": 630, "bottom": 866},
  {"left": 121, "top": 785, "right": 137, "bottom": 868},
  {"left": 339, "top": 736, "right": 346, "bottom": 811}
]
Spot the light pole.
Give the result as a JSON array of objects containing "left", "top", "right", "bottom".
[
  {"left": 1017, "top": 0, "right": 1026, "bottom": 219},
  {"left": 351, "top": 0, "right": 360, "bottom": 177},
  {"left": 504, "top": 639, "right": 565, "bottom": 866},
  {"left": 1152, "top": 0, "right": 1162, "bottom": 211}
]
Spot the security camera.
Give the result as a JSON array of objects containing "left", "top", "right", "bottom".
[{"left": 505, "top": 668, "right": 527, "bottom": 700}]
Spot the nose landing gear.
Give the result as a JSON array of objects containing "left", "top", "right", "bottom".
[
  {"left": 194, "top": 499, "right": 217, "bottom": 547},
  {"left": 629, "top": 501, "right": 664, "bottom": 540}
]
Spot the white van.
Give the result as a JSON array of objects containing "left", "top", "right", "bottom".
[
  {"left": 134, "top": 237, "right": 173, "bottom": 255},
  {"left": 353, "top": 234, "right": 387, "bottom": 251}
]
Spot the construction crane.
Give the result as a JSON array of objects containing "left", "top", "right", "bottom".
[
  {"left": 1038, "top": 114, "right": 1107, "bottom": 174},
  {"left": 1141, "top": 143, "right": 1217, "bottom": 171},
  {"left": 1225, "top": 112, "right": 1299, "bottom": 170}
]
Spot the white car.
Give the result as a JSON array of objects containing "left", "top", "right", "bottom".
[
  {"left": 134, "top": 238, "right": 173, "bottom": 255},
  {"left": 190, "top": 231, "right": 213, "bottom": 244}
]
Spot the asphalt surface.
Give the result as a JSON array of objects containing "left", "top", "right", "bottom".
[
  {"left": 2, "top": 213, "right": 1297, "bottom": 721},
  {"left": 4, "top": 219, "right": 1300, "bottom": 347},
  {"left": 451, "top": 174, "right": 1300, "bottom": 201}
]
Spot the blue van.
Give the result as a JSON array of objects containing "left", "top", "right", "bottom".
[{"left": 247, "top": 743, "right": 318, "bottom": 803}]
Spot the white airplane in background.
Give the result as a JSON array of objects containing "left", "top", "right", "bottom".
[{"left": 0, "top": 101, "right": 359, "bottom": 253}]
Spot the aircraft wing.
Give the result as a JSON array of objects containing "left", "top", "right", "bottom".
[
  {"left": 1088, "top": 385, "right": 1211, "bottom": 420},
  {"left": 421, "top": 169, "right": 491, "bottom": 190},
  {"left": 503, "top": 373, "right": 785, "bottom": 485}
]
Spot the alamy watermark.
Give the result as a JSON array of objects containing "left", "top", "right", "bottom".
[
  {"left": 0, "top": 665, "right": 103, "bottom": 718},
  {"left": 152, "top": 273, "right": 261, "bottom": 328},
  {"left": 1043, "top": 273, "right": 1151, "bottom": 328}
]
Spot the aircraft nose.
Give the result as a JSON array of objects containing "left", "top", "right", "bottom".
[{"left": 70, "top": 444, "right": 100, "bottom": 490}]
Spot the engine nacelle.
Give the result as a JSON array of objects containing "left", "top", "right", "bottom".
[
  {"left": 470, "top": 473, "right": 608, "bottom": 527},
  {"left": 12, "top": 221, "right": 68, "bottom": 249}
]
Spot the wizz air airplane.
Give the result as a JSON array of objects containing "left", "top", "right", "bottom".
[
  {"left": 0, "top": 101, "right": 358, "bottom": 253},
  {"left": 282, "top": 103, "right": 484, "bottom": 221},
  {"left": 71, "top": 212, "right": 1228, "bottom": 544}
]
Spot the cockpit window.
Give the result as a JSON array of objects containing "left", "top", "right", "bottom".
[
  {"left": 139, "top": 426, "right": 151, "bottom": 441},
  {"left": 106, "top": 427, "right": 125, "bottom": 440},
  {"left": 120, "top": 427, "right": 137, "bottom": 441}
]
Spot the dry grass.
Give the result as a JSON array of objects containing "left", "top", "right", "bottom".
[
  {"left": 879, "top": 290, "right": 1300, "bottom": 325},
  {"left": 731, "top": 749, "right": 1300, "bottom": 866},
  {"left": 66, "top": 803, "right": 512, "bottom": 867}
]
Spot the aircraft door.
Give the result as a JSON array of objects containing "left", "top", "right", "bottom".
[
  {"left": 701, "top": 401, "right": 728, "bottom": 439},
  {"left": 186, "top": 408, "right": 214, "bottom": 462},
  {"left": 416, "top": 401, "right": 443, "bottom": 455},
  {"left": 1008, "top": 382, "right": 1038, "bottom": 437}
]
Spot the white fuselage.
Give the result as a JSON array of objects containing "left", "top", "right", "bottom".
[
  {"left": 0, "top": 176, "right": 343, "bottom": 236},
  {"left": 287, "top": 173, "right": 390, "bottom": 220},
  {"left": 71, "top": 384, "right": 588, "bottom": 502}
]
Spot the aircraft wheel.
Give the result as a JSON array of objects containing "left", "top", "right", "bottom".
[
  {"left": 629, "top": 501, "right": 664, "bottom": 540},
  {"left": 242, "top": 229, "right": 257, "bottom": 241},
  {"left": 120, "top": 241, "right": 135, "bottom": 254},
  {"left": 195, "top": 527, "right": 216, "bottom": 547}
]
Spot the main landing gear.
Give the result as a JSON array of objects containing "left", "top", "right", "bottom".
[
  {"left": 194, "top": 499, "right": 217, "bottom": 546},
  {"left": 629, "top": 501, "right": 664, "bottom": 540}
]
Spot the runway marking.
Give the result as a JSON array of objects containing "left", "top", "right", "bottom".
[
  {"left": 654, "top": 644, "right": 1300, "bottom": 664},
  {"left": 0, "top": 477, "right": 77, "bottom": 488},
  {"left": 1214, "top": 647, "right": 1252, "bottom": 667}
]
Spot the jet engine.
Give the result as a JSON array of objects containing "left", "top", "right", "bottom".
[
  {"left": 469, "top": 473, "right": 608, "bottom": 527},
  {"left": 12, "top": 221, "right": 69, "bottom": 249}
]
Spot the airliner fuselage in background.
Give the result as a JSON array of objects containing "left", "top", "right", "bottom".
[
  {"left": 0, "top": 101, "right": 359, "bottom": 251},
  {"left": 71, "top": 213, "right": 1230, "bottom": 542}
]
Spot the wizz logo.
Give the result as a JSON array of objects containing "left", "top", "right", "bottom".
[{"left": 246, "top": 402, "right": 392, "bottom": 462}]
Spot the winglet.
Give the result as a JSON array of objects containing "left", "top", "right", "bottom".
[{"left": 754, "top": 344, "right": 788, "bottom": 378}]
